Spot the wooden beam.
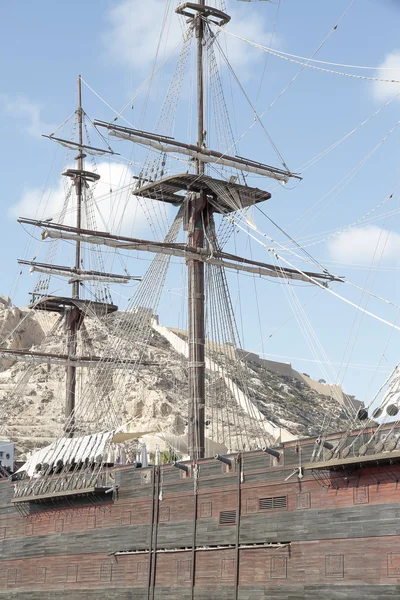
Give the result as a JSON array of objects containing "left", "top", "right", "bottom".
[
  {"left": 18, "top": 260, "right": 141, "bottom": 283},
  {"left": 43, "top": 135, "right": 117, "bottom": 156},
  {"left": 18, "top": 218, "right": 339, "bottom": 284},
  {"left": 94, "top": 120, "right": 300, "bottom": 182},
  {"left": 0, "top": 348, "right": 163, "bottom": 368}
]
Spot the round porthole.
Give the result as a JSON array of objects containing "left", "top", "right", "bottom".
[{"left": 6, "top": 454, "right": 10, "bottom": 460}]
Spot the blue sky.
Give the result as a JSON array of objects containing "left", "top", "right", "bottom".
[{"left": 2, "top": 0, "right": 400, "bottom": 407}]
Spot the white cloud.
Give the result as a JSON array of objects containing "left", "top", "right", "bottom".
[
  {"left": 0, "top": 95, "right": 54, "bottom": 138},
  {"left": 9, "top": 161, "right": 171, "bottom": 237},
  {"left": 371, "top": 51, "right": 400, "bottom": 103},
  {"left": 103, "top": 0, "right": 181, "bottom": 71},
  {"left": 328, "top": 225, "right": 400, "bottom": 264},
  {"left": 103, "top": 0, "right": 278, "bottom": 76},
  {"left": 222, "top": 2, "right": 280, "bottom": 76}
]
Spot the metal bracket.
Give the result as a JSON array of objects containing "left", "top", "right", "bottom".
[{"left": 176, "top": 3, "right": 231, "bottom": 27}]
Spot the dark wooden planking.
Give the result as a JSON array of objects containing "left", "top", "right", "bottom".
[
  {"left": 4, "top": 439, "right": 400, "bottom": 597},
  {"left": 2, "top": 587, "right": 400, "bottom": 599},
  {"left": 3, "top": 538, "right": 400, "bottom": 592},
  {"left": 3, "top": 477, "right": 400, "bottom": 552}
]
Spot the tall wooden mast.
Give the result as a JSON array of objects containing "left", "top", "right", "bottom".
[
  {"left": 88, "top": 4, "right": 328, "bottom": 461},
  {"left": 65, "top": 75, "right": 84, "bottom": 436},
  {"left": 187, "top": 0, "right": 206, "bottom": 460},
  {"left": 17, "top": 78, "right": 143, "bottom": 439},
  {"left": 73, "top": 75, "right": 84, "bottom": 300}
]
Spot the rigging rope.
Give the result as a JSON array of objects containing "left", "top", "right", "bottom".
[
  {"left": 211, "top": 27, "right": 290, "bottom": 172},
  {"left": 298, "top": 90, "right": 400, "bottom": 174},
  {"left": 283, "top": 191, "right": 400, "bottom": 250},
  {"left": 287, "top": 119, "right": 400, "bottom": 237},
  {"left": 216, "top": 25, "right": 400, "bottom": 85},
  {"left": 191, "top": 0, "right": 356, "bottom": 179},
  {"left": 255, "top": 0, "right": 282, "bottom": 103},
  {"left": 230, "top": 213, "right": 400, "bottom": 335}
]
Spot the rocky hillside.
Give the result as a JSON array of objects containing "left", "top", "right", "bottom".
[{"left": 0, "top": 297, "right": 353, "bottom": 458}]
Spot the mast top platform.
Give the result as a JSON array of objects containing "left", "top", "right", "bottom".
[
  {"left": 175, "top": 2, "right": 230, "bottom": 26},
  {"left": 62, "top": 168, "right": 101, "bottom": 183},
  {"left": 30, "top": 295, "right": 118, "bottom": 315},
  {"left": 135, "top": 173, "right": 271, "bottom": 213}
]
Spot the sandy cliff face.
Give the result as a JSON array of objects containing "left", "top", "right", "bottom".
[
  {"left": 0, "top": 299, "right": 350, "bottom": 457},
  {"left": 0, "top": 296, "right": 48, "bottom": 370}
]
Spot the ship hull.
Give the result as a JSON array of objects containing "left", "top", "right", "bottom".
[{"left": 1, "top": 433, "right": 400, "bottom": 599}]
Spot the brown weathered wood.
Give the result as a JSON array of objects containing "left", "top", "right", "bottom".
[
  {"left": 4, "top": 439, "right": 400, "bottom": 597},
  {"left": 305, "top": 448, "right": 400, "bottom": 471}
]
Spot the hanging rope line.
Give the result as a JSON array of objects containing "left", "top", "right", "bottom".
[
  {"left": 195, "top": 0, "right": 356, "bottom": 176},
  {"left": 255, "top": 0, "right": 282, "bottom": 102},
  {"left": 282, "top": 189, "right": 400, "bottom": 250},
  {"left": 297, "top": 89, "right": 400, "bottom": 174},
  {"left": 286, "top": 119, "right": 400, "bottom": 237},
  {"left": 211, "top": 29, "right": 291, "bottom": 172},
  {"left": 215, "top": 26, "right": 400, "bottom": 85},
  {"left": 229, "top": 214, "right": 400, "bottom": 335},
  {"left": 246, "top": 47, "right": 400, "bottom": 72}
]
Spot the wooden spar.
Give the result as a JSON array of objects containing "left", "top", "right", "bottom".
[
  {"left": 30, "top": 269, "right": 132, "bottom": 285},
  {"left": 109, "top": 130, "right": 291, "bottom": 181},
  {"left": 23, "top": 219, "right": 339, "bottom": 284},
  {"left": 94, "top": 121, "right": 299, "bottom": 183},
  {"left": 0, "top": 347, "right": 165, "bottom": 368},
  {"left": 42, "top": 135, "right": 117, "bottom": 156},
  {"left": 18, "top": 260, "right": 141, "bottom": 284}
]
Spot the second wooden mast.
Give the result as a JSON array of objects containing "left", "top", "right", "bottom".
[{"left": 65, "top": 75, "right": 85, "bottom": 436}]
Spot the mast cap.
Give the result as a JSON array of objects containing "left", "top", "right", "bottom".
[{"left": 175, "top": 2, "right": 230, "bottom": 26}]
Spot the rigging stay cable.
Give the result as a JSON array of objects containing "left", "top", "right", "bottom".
[
  {"left": 230, "top": 214, "right": 400, "bottom": 335},
  {"left": 269, "top": 254, "right": 359, "bottom": 428},
  {"left": 363, "top": 307, "right": 400, "bottom": 403},
  {"left": 334, "top": 203, "right": 400, "bottom": 392},
  {"left": 284, "top": 119, "right": 400, "bottom": 238},
  {"left": 194, "top": 0, "right": 356, "bottom": 178},
  {"left": 298, "top": 89, "right": 400, "bottom": 174},
  {"left": 63, "top": 208, "right": 186, "bottom": 433},
  {"left": 262, "top": 85, "right": 400, "bottom": 212},
  {"left": 211, "top": 27, "right": 290, "bottom": 172},
  {"left": 284, "top": 194, "right": 400, "bottom": 250},
  {"left": 255, "top": 0, "right": 282, "bottom": 103},
  {"left": 257, "top": 354, "right": 391, "bottom": 373},
  {"left": 139, "top": 0, "right": 175, "bottom": 129},
  {"left": 80, "top": 37, "right": 182, "bottom": 129},
  {"left": 206, "top": 191, "right": 357, "bottom": 428},
  {"left": 290, "top": 207, "right": 400, "bottom": 248},
  {"left": 254, "top": 205, "right": 327, "bottom": 271},
  {"left": 216, "top": 27, "right": 400, "bottom": 85},
  {"left": 232, "top": 41, "right": 400, "bottom": 71}
]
